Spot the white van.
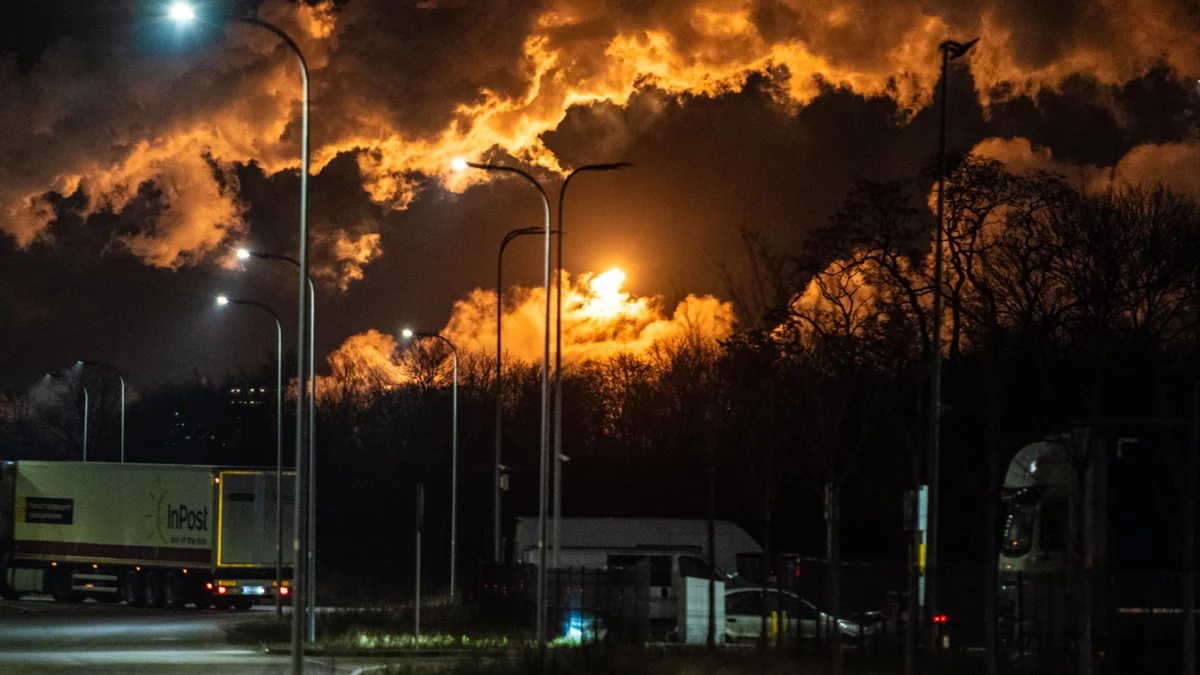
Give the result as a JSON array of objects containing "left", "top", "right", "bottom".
[
  {"left": 513, "top": 517, "right": 763, "bottom": 577},
  {"left": 514, "top": 518, "right": 761, "bottom": 639},
  {"left": 524, "top": 547, "right": 720, "bottom": 638}
]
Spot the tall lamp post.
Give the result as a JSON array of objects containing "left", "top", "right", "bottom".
[
  {"left": 44, "top": 373, "right": 89, "bottom": 461},
  {"left": 167, "top": 4, "right": 312, "bottom": 668},
  {"left": 552, "top": 163, "right": 631, "bottom": 569},
  {"left": 494, "top": 226, "right": 543, "bottom": 563},
  {"left": 215, "top": 294, "right": 285, "bottom": 618},
  {"left": 453, "top": 157, "right": 552, "bottom": 650},
  {"left": 927, "top": 36, "right": 979, "bottom": 657},
  {"left": 401, "top": 329, "right": 459, "bottom": 597},
  {"left": 75, "top": 361, "right": 124, "bottom": 462},
  {"left": 237, "top": 247, "right": 319, "bottom": 640}
]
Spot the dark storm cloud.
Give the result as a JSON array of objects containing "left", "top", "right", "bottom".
[
  {"left": 4, "top": 0, "right": 1197, "bottom": 268},
  {"left": 2, "top": 0, "right": 1200, "bottom": 389}
]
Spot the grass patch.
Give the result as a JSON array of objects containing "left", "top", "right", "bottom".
[
  {"left": 374, "top": 647, "right": 899, "bottom": 675},
  {"left": 225, "top": 596, "right": 526, "bottom": 650},
  {"left": 371, "top": 647, "right": 1015, "bottom": 675}
]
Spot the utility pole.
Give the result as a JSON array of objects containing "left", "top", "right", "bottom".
[
  {"left": 415, "top": 483, "right": 423, "bottom": 637},
  {"left": 928, "top": 36, "right": 978, "bottom": 660}
]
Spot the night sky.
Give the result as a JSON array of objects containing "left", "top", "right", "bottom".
[{"left": 2, "top": 0, "right": 1198, "bottom": 394}]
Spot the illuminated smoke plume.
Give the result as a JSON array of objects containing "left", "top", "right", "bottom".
[
  {"left": 312, "top": 228, "right": 383, "bottom": 291},
  {"left": 315, "top": 329, "right": 406, "bottom": 404},
  {"left": 974, "top": 137, "right": 1200, "bottom": 195},
  {"left": 318, "top": 268, "right": 735, "bottom": 397},
  {"left": 3, "top": 0, "right": 1198, "bottom": 282},
  {"left": 442, "top": 268, "right": 736, "bottom": 364}
]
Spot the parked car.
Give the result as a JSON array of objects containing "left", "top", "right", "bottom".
[{"left": 724, "top": 587, "right": 880, "bottom": 644}]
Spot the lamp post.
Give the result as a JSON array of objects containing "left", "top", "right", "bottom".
[
  {"left": 215, "top": 294, "right": 284, "bottom": 618},
  {"left": 494, "top": 226, "right": 542, "bottom": 563},
  {"left": 454, "top": 158, "right": 552, "bottom": 649},
  {"left": 552, "top": 163, "right": 631, "bottom": 569},
  {"left": 401, "top": 329, "right": 459, "bottom": 598},
  {"left": 75, "top": 361, "right": 124, "bottom": 462},
  {"left": 44, "top": 373, "right": 89, "bottom": 461},
  {"left": 926, "top": 36, "right": 978, "bottom": 658},
  {"left": 167, "top": 5, "right": 312, "bottom": 668},
  {"left": 238, "top": 248, "right": 319, "bottom": 639}
]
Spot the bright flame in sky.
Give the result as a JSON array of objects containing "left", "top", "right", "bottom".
[
  {"left": 317, "top": 268, "right": 737, "bottom": 403},
  {"left": 588, "top": 268, "right": 626, "bottom": 317}
]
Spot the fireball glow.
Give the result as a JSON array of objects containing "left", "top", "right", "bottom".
[
  {"left": 587, "top": 268, "right": 627, "bottom": 318},
  {"left": 318, "top": 268, "right": 736, "bottom": 401}
]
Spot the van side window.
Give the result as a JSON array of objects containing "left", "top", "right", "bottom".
[
  {"left": 1040, "top": 501, "right": 1068, "bottom": 552},
  {"left": 608, "top": 554, "right": 672, "bottom": 586}
]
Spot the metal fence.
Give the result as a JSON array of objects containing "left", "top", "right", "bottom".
[
  {"left": 479, "top": 558, "right": 1196, "bottom": 673},
  {"left": 478, "top": 562, "right": 653, "bottom": 645}
]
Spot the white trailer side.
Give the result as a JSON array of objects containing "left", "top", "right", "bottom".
[{"left": 0, "top": 461, "right": 294, "bottom": 609}]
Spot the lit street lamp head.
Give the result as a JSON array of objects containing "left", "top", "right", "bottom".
[
  {"left": 216, "top": 295, "right": 230, "bottom": 306},
  {"left": 401, "top": 329, "right": 414, "bottom": 339},
  {"left": 236, "top": 248, "right": 251, "bottom": 260},
  {"left": 450, "top": 158, "right": 469, "bottom": 172},
  {"left": 168, "top": 2, "right": 196, "bottom": 22}
]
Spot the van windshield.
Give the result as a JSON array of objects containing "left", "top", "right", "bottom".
[
  {"left": 1001, "top": 488, "right": 1042, "bottom": 557},
  {"left": 679, "top": 555, "right": 722, "bottom": 580}
]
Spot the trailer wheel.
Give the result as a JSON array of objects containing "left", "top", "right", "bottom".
[
  {"left": 143, "top": 571, "right": 164, "bottom": 608},
  {"left": 163, "top": 572, "right": 187, "bottom": 609},
  {"left": 50, "top": 568, "right": 80, "bottom": 603},
  {"left": 122, "top": 570, "right": 144, "bottom": 607}
]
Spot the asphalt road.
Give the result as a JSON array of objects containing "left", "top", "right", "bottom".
[{"left": 0, "top": 597, "right": 430, "bottom": 674}]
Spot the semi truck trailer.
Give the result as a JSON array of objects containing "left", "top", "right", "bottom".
[
  {"left": 0, "top": 461, "right": 294, "bottom": 609},
  {"left": 999, "top": 425, "right": 1197, "bottom": 673}
]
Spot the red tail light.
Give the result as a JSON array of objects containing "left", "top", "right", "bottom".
[
  {"left": 205, "top": 582, "right": 213, "bottom": 590},
  {"left": 280, "top": 587, "right": 290, "bottom": 596},
  {"left": 217, "top": 586, "right": 227, "bottom": 595},
  {"left": 934, "top": 614, "right": 948, "bottom": 624}
]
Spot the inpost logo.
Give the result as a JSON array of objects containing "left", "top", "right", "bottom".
[{"left": 144, "top": 485, "right": 210, "bottom": 545}]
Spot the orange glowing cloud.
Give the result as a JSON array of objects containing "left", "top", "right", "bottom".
[
  {"left": 313, "top": 229, "right": 384, "bottom": 291},
  {"left": 3, "top": 0, "right": 1198, "bottom": 284},
  {"left": 973, "top": 137, "right": 1200, "bottom": 195},
  {"left": 318, "top": 268, "right": 736, "bottom": 398},
  {"left": 442, "top": 267, "right": 736, "bottom": 364}
]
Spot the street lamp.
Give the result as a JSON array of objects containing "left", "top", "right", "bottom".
[
  {"left": 552, "top": 163, "right": 631, "bottom": 569},
  {"left": 454, "top": 158, "right": 552, "bottom": 648},
  {"left": 74, "top": 361, "right": 125, "bottom": 462},
  {"left": 44, "top": 373, "right": 90, "bottom": 462},
  {"left": 494, "top": 226, "right": 542, "bottom": 563},
  {"left": 167, "top": 2, "right": 195, "bottom": 22},
  {"left": 237, "top": 246, "right": 320, "bottom": 640},
  {"left": 215, "top": 294, "right": 285, "bottom": 618},
  {"left": 400, "top": 329, "right": 459, "bottom": 597},
  {"left": 924, "top": 36, "right": 978, "bottom": 663},
  {"left": 168, "top": 6, "right": 312, "bottom": 667}
]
